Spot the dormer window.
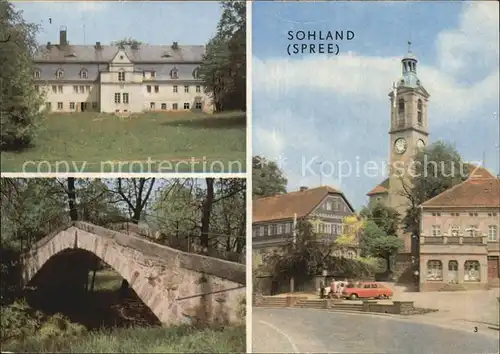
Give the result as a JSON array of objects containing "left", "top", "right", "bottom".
[
  {"left": 80, "top": 69, "right": 88, "bottom": 79},
  {"left": 34, "top": 69, "right": 40, "bottom": 79},
  {"left": 193, "top": 67, "right": 200, "bottom": 79},
  {"left": 118, "top": 70, "right": 125, "bottom": 82},
  {"left": 170, "top": 67, "right": 178, "bottom": 79},
  {"left": 56, "top": 69, "right": 64, "bottom": 79},
  {"left": 161, "top": 52, "right": 172, "bottom": 58}
]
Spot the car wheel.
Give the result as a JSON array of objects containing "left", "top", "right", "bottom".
[{"left": 349, "top": 293, "right": 358, "bottom": 300}]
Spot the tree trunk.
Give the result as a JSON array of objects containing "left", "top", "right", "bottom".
[
  {"left": 386, "top": 254, "right": 391, "bottom": 272},
  {"left": 200, "top": 178, "right": 214, "bottom": 248},
  {"left": 67, "top": 177, "right": 78, "bottom": 221}
]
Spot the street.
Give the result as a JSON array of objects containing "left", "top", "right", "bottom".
[{"left": 253, "top": 307, "right": 500, "bottom": 353}]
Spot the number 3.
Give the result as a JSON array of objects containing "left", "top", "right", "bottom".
[{"left": 474, "top": 326, "right": 478, "bottom": 332}]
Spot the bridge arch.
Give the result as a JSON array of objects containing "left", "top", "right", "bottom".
[{"left": 22, "top": 222, "right": 246, "bottom": 325}]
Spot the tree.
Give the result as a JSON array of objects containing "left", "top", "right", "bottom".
[
  {"left": 401, "top": 141, "right": 468, "bottom": 238},
  {"left": 199, "top": 1, "right": 246, "bottom": 112},
  {"left": 361, "top": 220, "right": 403, "bottom": 271},
  {"left": 336, "top": 215, "right": 363, "bottom": 246},
  {"left": 114, "top": 178, "right": 156, "bottom": 223},
  {"left": 110, "top": 37, "right": 144, "bottom": 47},
  {"left": 252, "top": 156, "right": 288, "bottom": 199},
  {"left": 360, "top": 203, "right": 400, "bottom": 237},
  {"left": 0, "top": 0, "right": 45, "bottom": 149}
]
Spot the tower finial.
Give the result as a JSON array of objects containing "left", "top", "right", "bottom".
[{"left": 407, "top": 41, "right": 412, "bottom": 54}]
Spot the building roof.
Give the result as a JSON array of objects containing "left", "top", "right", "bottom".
[
  {"left": 33, "top": 44, "right": 205, "bottom": 63},
  {"left": 422, "top": 169, "right": 499, "bottom": 208},
  {"left": 367, "top": 178, "right": 389, "bottom": 196},
  {"left": 253, "top": 186, "right": 352, "bottom": 223}
]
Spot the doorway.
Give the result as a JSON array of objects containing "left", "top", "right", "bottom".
[
  {"left": 448, "top": 260, "right": 458, "bottom": 283},
  {"left": 80, "top": 102, "right": 85, "bottom": 112}
]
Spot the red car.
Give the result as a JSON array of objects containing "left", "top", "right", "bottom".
[{"left": 342, "top": 282, "right": 393, "bottom": 300}]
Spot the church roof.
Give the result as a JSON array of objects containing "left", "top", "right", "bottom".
[
  {"left": 367, "top": 178, "right": 389, "bottom": 196},
  {"left": 253, "top": 186, "right": 352, "bottom": 223}
]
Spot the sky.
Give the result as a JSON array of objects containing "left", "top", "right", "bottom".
[
  {"left": 13, "top": 1, "right": 222, "bottom": 46},
  {"left": 252, "top": 1, "right": 500, "bottom": 210}
]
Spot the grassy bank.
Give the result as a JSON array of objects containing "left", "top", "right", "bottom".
[
  {"left": 2, "top": 324, "right": 246, "bottom": 353},
  {"left": 1, "top": 111, "right": 246, "bottom": 173}
]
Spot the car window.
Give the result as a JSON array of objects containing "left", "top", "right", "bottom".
[
  {"left": 370, "top": 284, "right": 378, "bottom": 288},
  {"left": 363, "top": 284, "right": 371, "bottom": 288},
  {"left": 346, "top": 284, "right": 354, "bottom": 288}
]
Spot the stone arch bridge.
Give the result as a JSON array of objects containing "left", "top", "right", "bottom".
[{"left": 21, "top": 221, "right": 246, "bottom": 325}]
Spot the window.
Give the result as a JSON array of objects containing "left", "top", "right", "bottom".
[
  {"left": 45, "top": 102, "right": 51, "bottom": 111},
  {"left": 172, "top": 103, "right": 178, "bottom": 110},
  {"left": 184, "top": 85, "right": 189, "bottom": 93},
  {"left": 431, "top": 225, "right": 441, "bottom": 236},
  {"left": 173, "top": 85, "right": 178, "bottom": 93},
  {"left": 193, "top": 67, "right": 200, "bottom": 79},
  {"left": 35, "top": 85, "right": 39, "bottom": 92},
  {"left": 363, "top": 284, "right": 371, "bottom": 288},
  {"left": 114, "top": 93, "right": 120, "bottom": 104},
  {"left": 80, "top": 69, "right": 88, "bottom": 79},
  {"left": 34, "top": 70, "right": 40, "bottom": 79},
  {"left": 84, "top": 102, "right": 89, "bottom": 110},
  {"left": 150, "top": 102, "right": 155, "bottom": 109},
  {"left": 195, "top": 102, "right": 202, "bottom": 110},
  {"left": 85, "top": 85, "right": 90, "bottom": 92},
  {"left": 196, "top": 85, "right": 201, "bottom": 93},
  {"left": 277, "top": 224, "right": 283, "bottom": 234},
  {"left": 469, "top": 212, "right": 479, "bottom": 217},
  {"left": 450, "top": 225, "right": 460, "bottom": 237},
  {"left": 151, "top": 71, "right": 156, "bottom": 78},
  {"left": 170, "top": 67, "right": 178, "bottom": 79},
  {"left": 426, "top": 260, "right": 443, "bottom": 281},
  {"left": 489, "top": 225, "right": 498, "bottom": 242},
  {"left": 52, "top": 85, "right": 57, "bottom": 93},
  {"left": 147, "top": 85, "right": 151, "bottom": 93},
  {"left": 122, "top": 93, "right": 129, "bottom": 104},
  {"left": 57, "top": 102, "right": 63, "bottom": 110},
  {"left": 70, "top": 102, "right": 75, "bottom": 110},
  {"left": 326, "top": 202, "right": 332, "bottom": 210},
  {"left": 467, "top": 225, "right": 479, "bottom": 237},
  {"left": 451, "top": 212, "right": 460, "bottom": 217},
  {"left": 154, "top": 85, "right": 159, "bottom": 93},
  {"left": 79, "top": 85, "right": 84, "bottom": 93},
  {"left": 73, "top": 85, "right": 78, "bottom": 93},
  {"left": 184, "top": 102, "right": 190, "bottom": 110},
  {"left": 464, "top": 261, "right": 480, "bottom": 282},
  {"left": 58, "top": 85, "right": 63, "bottom": 93},
  {"left": 92, "top": 102, "right": 98, "bottom": 110},
  {"left": 398, "top": 99, "right": 405, "bottom": 126},
  {"left": 161, "top": 103, "right": 167, "bottom": 110},
  {"left": 56, "top": 69, "right": 64, "bottom": 79},
  {"left": 118, "top": 71, "right": 125, "bottom": 81},
  {"left": 417, "top": 99, "right": 423, "bottom": 126}
]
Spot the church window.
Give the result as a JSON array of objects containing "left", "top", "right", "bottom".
[
  {"left": 417, "top": 99, "right": 423, "bottom": 126},
  {"left": 398, "top": 99, "right": 405, "bottom": 127}
]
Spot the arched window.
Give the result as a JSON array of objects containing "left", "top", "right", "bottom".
[
  {"left": 417, "top": 99, "right": 423, "bottom": 126},
  {"left": 170, "top": 67, "right": 178, "bottom": 79},
  {"left": 34, "top": 69, "right": 41, "bottom": 79},
  {"left": 426, "top": 260, "right": 443, "bottom": 281},
  {"left": 80, "top": 69, "right": 88, "bottom": 79},
  {"left": 56, "top": 68, "right": 64, "bottom": 79},
  {"left": 398, "top": 99, "right": 405, "bottom": 127},
  {"left": 464, "top": 260, "right": 480, "bottom": 282}
]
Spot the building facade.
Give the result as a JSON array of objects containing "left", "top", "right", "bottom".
[
  {"left": 253, "top": 186, "right": 359, "bottom": 264},
  {"left": 33, "top": 28, "right": 213, "bottom": 114},
  {"left": 419, "top": 170, "right": 500, "bottom": 291}
]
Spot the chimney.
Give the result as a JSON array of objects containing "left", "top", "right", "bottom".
[
  {"left": 59, "top": 26, "right": 67, "bottom": 46},
  {"left": 172, "top": 41, "right": 179, "bottom": 50},
  {"left": 299, "top": 186, "right": 308, "bottom": 192},
  {"left": 46, "top": 41, "right": 52, "bottom": 49},
  {"left": 95, "top": 41, "right": 102, "bottom": 50}
]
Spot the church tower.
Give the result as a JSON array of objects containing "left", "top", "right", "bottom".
[{"left": 387, "top": 45, "right": 430, "bottom": 253}]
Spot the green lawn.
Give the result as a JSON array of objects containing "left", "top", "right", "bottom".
[{"left": 1, "top": 111, "right": 246, "bottom": 173}]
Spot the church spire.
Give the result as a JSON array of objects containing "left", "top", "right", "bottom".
[{"left": 398, "top": 41, "right": 421, "bottom": 88}]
